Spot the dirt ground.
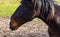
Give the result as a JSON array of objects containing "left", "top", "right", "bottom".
[{"left": 0, "top": 16, "right": 49, "bottom": 37}]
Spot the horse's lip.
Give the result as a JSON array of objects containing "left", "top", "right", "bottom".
[
  {"left": 9, "top": 23, "right": 16, "bottom": 31},
  {"left": 10, "top": 26, "right": 17, "bottom": 31}
]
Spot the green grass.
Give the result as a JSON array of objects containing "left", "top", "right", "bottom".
[{"left": 0, "top": 4, "right": 20, "bottom": 17}]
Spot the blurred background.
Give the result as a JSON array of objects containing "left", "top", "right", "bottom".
[{"left": 0, "top": 0, "right": 20, "bottom": 17}]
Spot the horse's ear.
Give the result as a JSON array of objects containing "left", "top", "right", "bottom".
[{"left": 47, "top": 3, "right": 55, "bottom": 20}]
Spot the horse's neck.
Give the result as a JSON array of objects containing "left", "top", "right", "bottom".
[
  {"left": 44, "top": 2, "right": 60, "bottom": 26},
  {"left": 38, "top": 1, "right": 60, "bottom": 25},
  {"left": 39, "top": 2, "right": 60, "bottom": 26},
  {"left": 53, "top": 2, "right": 60, "bottom": 24},
  {"left": 54, "top": 2, "right": 60, "bottom": 14},
  {"left": 38, "top": 2, "right": 60, "bottom": 35}
]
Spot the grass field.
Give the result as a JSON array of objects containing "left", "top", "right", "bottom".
[
  {"left": 0, "top": 0, "right": 20, "bottom": 17},
  {"left": 0, "top": 4, "right": 20, "bottom": 17}
]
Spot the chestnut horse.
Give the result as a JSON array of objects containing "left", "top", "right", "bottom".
[{"left": 9, "top": 0, "right": 60, "bottom": 37}]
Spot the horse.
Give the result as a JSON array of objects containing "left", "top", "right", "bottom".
[{"left": 9, "top": 0, "right": 60, "bottom": 37}]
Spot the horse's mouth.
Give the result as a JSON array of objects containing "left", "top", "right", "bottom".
[
  {"left": 10, "top": 26, "right": 17, "bottom": 31},
  {"left": 9, "top": 22, "right": 18, "bottom": 31}
]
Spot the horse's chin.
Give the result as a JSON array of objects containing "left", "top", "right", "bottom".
[{"left": 10, "top": 25, "right": 18, "bottom": 31}]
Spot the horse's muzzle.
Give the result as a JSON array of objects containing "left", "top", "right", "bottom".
[{"left": 9, "top": 22, "right": 17, "bottom": 31}]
